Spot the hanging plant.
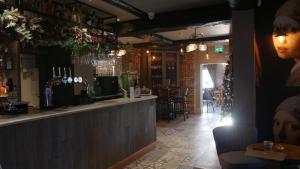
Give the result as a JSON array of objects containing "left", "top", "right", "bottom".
[
  {"left": 0, "top": 7, "right": 43, "bottom": 42},
  {"left": 63, "top": 26, "right": 93, "bottom": 53}
]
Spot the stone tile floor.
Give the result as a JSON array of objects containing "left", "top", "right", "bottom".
[{"left": 126, "top": 109, "right": 231, "bottom": 169}]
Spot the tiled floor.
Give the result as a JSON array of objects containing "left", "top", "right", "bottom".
[{"left": 126, "top": 107, "right": 231, "bottom": 169}]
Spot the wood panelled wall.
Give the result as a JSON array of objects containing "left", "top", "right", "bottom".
[{"left": 0, "top": 99, "right": 156, "bottom": 169}]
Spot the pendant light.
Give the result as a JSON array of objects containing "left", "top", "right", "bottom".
[
  {"left": 186, "top": 44, "right": 198, "bottom": 52},
  {"left": 199, "top": 42, "right": 208, "bottom": 51},
  {"left": 186, "top": 27, "right": 207, "bottom": 52},
  {"left": 116, "top": 49, "right": 126, "bottom": 57}
]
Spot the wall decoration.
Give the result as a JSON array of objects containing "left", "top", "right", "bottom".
[
  {"left": 272, "top": 0, "right": 300, "bottom": 87},
  {"left": 273, "top": 95, "right": 300, "bottom": 145},
  {"left": 255, "top": 0, "right": 300, "bottom": 146}
]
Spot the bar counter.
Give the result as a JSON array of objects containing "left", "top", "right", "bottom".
[{"left": 0, "top": 96, "right": 157, "bottom": 169}]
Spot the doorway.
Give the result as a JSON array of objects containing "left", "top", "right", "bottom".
[
  {"left": 200, "top": 63, "right": 233, "bottom": 126},
  {"left": 200, "top": 63, "right": 226, "bottom": 114}
]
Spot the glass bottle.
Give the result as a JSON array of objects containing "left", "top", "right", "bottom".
[
  {"left": 71, "top": 7, "right": 77, "bottom": 23},
  {"left": 4, "top": 47, "right": 12, "bottom": 70},
  {"left": 43, "top": 0, "right": 53, "bottom": 14}
]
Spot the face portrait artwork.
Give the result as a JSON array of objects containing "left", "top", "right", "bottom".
[
  {"left": 272, "top": 0, "right": 300, "bottom": 86},
  {"left": 273, "top": 95, "right": 300, "bottom": 145}
]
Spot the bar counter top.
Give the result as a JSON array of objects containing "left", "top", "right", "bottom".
[{"left": 0, "top": 95, "right": 157, "bottom": 127}]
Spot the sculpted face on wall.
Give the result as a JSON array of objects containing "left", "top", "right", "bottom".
[
  {"left": 272, "top": 0, "right": 300, "bottom": 86},
  {"left": 273, "top": 95, "right": 300, "bottom": 145}
]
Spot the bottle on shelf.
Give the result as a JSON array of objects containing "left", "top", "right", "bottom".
[
  {"left": 43, "top": 0, "right": 54, "bottom": 14},
  {"left": 3, "top": 47, "right": 12, "bottom": 70},
  {"left": 71, "top": 7, "right": 77, "bottom": 23},
  {"left": 0, "top": 56, "right": 4, "bottom": 70},
  {"left": 134, "top": 79, "right": 141, "bottom": 98}
]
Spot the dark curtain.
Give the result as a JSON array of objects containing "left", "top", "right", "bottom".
[{"left": 206, "top": 64, "right": 217, "bottom": 87}]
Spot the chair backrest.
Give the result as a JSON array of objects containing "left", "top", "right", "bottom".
[
  {"left": 212, "top": 126, "right": 258, "bottom": 155},
  {"left": 203, "top": 88, "right": 213, "bottom": 100},
  {"left": 184, "top": 87, "right": 189, "bottom": 96},
  {"left": 158, "top": 87, "right": 170, "bottom": 102}
]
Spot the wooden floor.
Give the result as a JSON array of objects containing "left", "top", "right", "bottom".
[{"left": 126, "top": 107, "right": 230, "bottom": 169}]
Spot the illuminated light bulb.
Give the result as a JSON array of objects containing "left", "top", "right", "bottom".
[
  {"left": 180, "top": 48, "right": 184, "bottom": 53},
  {"left": 186, "top": 43, "right": 197, "bottom": 52},
  {"left": 116, "top": 49, "right": 126, "bottom": 57},
  {"left": 152, "top": 56, "right": 156, "bottom": 60},
  {"left": 277, "top": 35, "right": 286, "bottom": 44},
  {"left": 146, "top": 50, "right": 150, "bottom": 54},
  {"left": 206, "top": 53, "right": 209, "bottom": 60},
  {"left": 108, "top": 50, "right": 115, "bottom": 56},
  {"left": 199, "top": 43, "right": 207, "bottom": 51}
]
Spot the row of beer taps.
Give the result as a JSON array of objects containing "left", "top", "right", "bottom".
[{"left": 51, "top": 67, "right": 83, "bottom": 86}]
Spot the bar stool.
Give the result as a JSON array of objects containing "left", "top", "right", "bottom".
[
  {"left": 172, "top": 87, "right": 189, "bottom": 121},
  {"left": 203, "top": 88, "right": 215, "bottom": 113},
  {"left": 157, "top": 87, "right": 175, "bottom": 121}
]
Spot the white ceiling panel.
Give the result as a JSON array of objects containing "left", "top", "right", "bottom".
[
  {"left": 157, "top": 21, "right": 231, "bottom": 41},
  {"left": 118, "top": 37, "right": 148, "bottom": 44}
]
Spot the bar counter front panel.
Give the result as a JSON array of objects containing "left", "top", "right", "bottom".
[{"left": 0, "top": 96, "right": 157, "bottom": 169}]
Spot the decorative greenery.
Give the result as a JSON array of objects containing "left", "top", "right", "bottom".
[
  {"left": 0, "top": 7, "right": 125, "bottom": 60},
  {"left": 221, "top": 55, "right": 233, "bottom": 117},
  {"left": 0, "top": 7, "right": 43, "bottom": 42}
]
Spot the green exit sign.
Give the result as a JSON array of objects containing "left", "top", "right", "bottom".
[{"left": 215, "top": 47, "right": 223, "bottom": 53}]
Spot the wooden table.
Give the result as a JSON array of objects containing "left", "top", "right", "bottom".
[
  {"left": 246, "top": 143, "right": 300, "bottom": 169},
  {"left": 246, "top": 143, "right": 300, "bottom": 161}
]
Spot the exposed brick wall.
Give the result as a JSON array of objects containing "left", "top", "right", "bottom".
[
  {"left": 180, "top": 52, "right": 197, "bottom": 113},
  {"left": 180, "top": 45, "right": 229, "bottom": 114},
  {"left": 122, "top": 46, "right": 142, "bottom": 73},
  {"left": 122, "top": 45, "right": 229, "bottom": 114}
]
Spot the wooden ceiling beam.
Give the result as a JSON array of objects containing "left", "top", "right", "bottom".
[
  {"left": 175, "top": 34, "right": 229, "bottom": 45},
  {"left": 133, "top": 35, "right": 229, "bottom": 48},
  {"left": 103, "top": 0, "right": 147, "bottom": 18},
  {"left": 114, "top": 3, "right": 231, "bottom": 36},
  {"left": 73, "top": 0, "right": 117, "bottom": 19}
]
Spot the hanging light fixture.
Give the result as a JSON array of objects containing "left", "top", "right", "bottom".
[
  {"left": 206, "top": 53, "right": 209, "bottom": 60},
  {"left": 180, "top": 48, "right": 184, "bottom": 53},
  {"left": 199, "top": 42, "right": 208, "bottom": 51},
  {"left": 186, "top": 43, "right": 197, "bottom": 52},
  {"left": 186, "top": 27, "right": 207, "bottom": 52},
  {"left": 116, "top": 49, "right": 126, "bottom": 57}
]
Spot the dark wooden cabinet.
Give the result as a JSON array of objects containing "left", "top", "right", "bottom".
[
  {"left": 150, "top": 52, "right": 163, "bottom": 89},
  {"left": 146, "top": 51, "right": 179, "bottom": 94}
]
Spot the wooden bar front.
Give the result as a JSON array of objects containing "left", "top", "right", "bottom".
[{"left": 0, "top": 96, "right": 157, "bottom": 169}]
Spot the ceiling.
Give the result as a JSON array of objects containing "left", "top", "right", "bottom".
[
  {"left": 119, "top": 20, "right": 231, "bottom": 45},
  {"left": 78, "top": 0, "right": 231, "bottom": 46},
  {"left": 122, "top": 0, "right": 227, "bottom": 13},
  {"left": 78, "top": 0, "right": 139, "bottom": 21},
  {"left": 157, "top": 21, "right": 231, "bottom": 41}
]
